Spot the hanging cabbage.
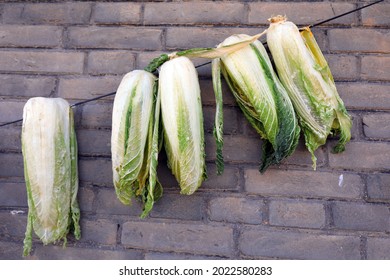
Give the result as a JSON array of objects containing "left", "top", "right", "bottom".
[
  {"left": 212, "top": 34, "right": 300, "bottom": 172},
  {"left": 21, "top": 97, "right": 80, "bottom": 256},
  {"left": 267, "top": 16, "right": 352, "bottom": 169},
  {"left": 159, "top": 56, "right": 207, "bottom": 195},
  {"left": 111, "top": 70, "right": 162, "bottom": 217}
]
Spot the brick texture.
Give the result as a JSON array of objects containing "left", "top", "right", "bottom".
[
  {"left": 240, "top": 228, "right": 361, "bottom": 259},
  {"left": 0, "top": 0, "right": 389, "bottom": 261}
]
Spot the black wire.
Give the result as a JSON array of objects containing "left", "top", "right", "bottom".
[{"left": 0, "top": 0, "right": 384, "bottom": 128}]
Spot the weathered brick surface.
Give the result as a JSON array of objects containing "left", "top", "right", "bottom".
[
  {"left": 67, "top": 27, "right": 163, "bottom": 50},
  {"left": 338, "top": 82, "right": 390, "bottom": 110},
  {"left": 144, "top": 2, "right": 247, "bottom": 25},
  {"left": 121, "top": 221, "right": 234, "bottom": 256},
  {"left": 79, "top": 219, "right": 118, "bottom": 245},
  {"left": 58, "top": 76, "right": 121, "bottom": 100},
  {"left": 329, "top": 29, "right": 390, "bottom": 53},
  {"left": 77, "top": 129, "right": 111, "bottom": 156},
  {"left": 366, "top": 238, "right": 390, "bottom": 260},
  {"left": 249, "top": 2, "right": 356, "bottom": 26},
  {"left": 93, "top": 2, "right": 141, "bottom": 25},
  {"left": 239, "top": 228, "right": 361, "bottom": 259},
  {"left": 0, "top": 75, "right": 56, "bottom": 97},
  {"left": 367, "top": 174, "right": 390, "bottom": 202},
  {"left": 31, "top": 245, "right": 143, "bottom": 260},
  {"left": 363, "top": 114, "right": 390, "bottom": 139},
  {"left": 329, "top": 142, "right": 390, "bottom": 171},
  {"left": 0, "top": 51, "right": 84, "bottom": 74},
  {"left": 0, "top": 126, "right": 21, "bottom": 151},
  {"left": 0, "top": 211, "right": 27, "bottom": 238},
  {"left": 269, "top": 199, "right": 326, "bottom": 229},
  {"left": 0, "top": 182, "right": 27, "bottom": 207},
  {"left": 94, "top": 187, "right": 142, "bottom": 216},
  {"left": 0, "top": 241, "right": 24, "bottom": 260},
  {"left": 332, "top": 202, "right": 390, "bottom": 232},
  {"left": 0, "top": 25, "right": 61, "bottom": 48},
  {"left": 150, "top": 193, "right": 205, "bottom": 220},
  {"left": 87, "top": 51, "right": 135, "bottom": 75},
  {"left": 0, "top": 153, "right": 24, "bottom": 178},
  {"left": 245, "top": 169, "right": 363, "bottom": 199},
  {"left": 208, "top": 197, "right": 264, "bottom": 224},
  {"left": 361, "top": 56, "right": 390, "bottom": 81},
  {"left": 362, "top": 3, "right": 390, "bottom": 27},
  {"left": 0, "top": 0, "right": 389, "bottom": 261},
  {"left": 3, "top": 3, "right": 91, "bottom": 25}
]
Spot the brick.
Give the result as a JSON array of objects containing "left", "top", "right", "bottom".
[
  {"left": 77, "top": 186, "right": 94, "bottom": 213},
  {"left": 269, "top": 200, "right": 326, "bottom": 229},
  {"left": 362, "top": 4, "right": 390, "bottom": 27},
  {"left": 239, "top": 228, "right": 360, "bottom": 259},
  {"left": 87, "top": 51, "right": 135, "bottom": 75},
  {"left": 136, "top": 51, "right": 166, "bottom": 71},
  {"left": 76, "top": 129, "right": 111, "bottom": 156},
  {"left": 332, "top": 202, "right": 390, "bottom": 232},
  {"left": 280, "top": 138, "right": 326, "bottom": 168},
  {"left": 249, "top": 2, "right": 356, "bottom": 26},
  {"left": 338, "top": 82, "right": 390, "bottom": 110},
  {"left": 367, "top": 238, "right": 390, "bottom": 260},
  {"left": 150, "top": 193, "right": 205, "bottom": 220},
  {"left": 94, "top": 187, "right": 142, "bottom": 216},
  {"left": 3, "top": 3, "right": 91, "bottom": 24},
  {"left": 363, "top": 113, "right": 390, "bottom": 139},
  {"left": 329, "top": 29, "right": 390, "bottom": 53},
  {"left": 206, "top": 134, "right": 261, "bottom": 164},
  {"left": 201, "top": 164, "right": 240, "bottom": 191},
  {"left": 0, "top": 126, "right": 21, "bottom": 151},
  {"left": 0, "top": 75, "right": 56, "bottom": 97},
  {"left": 0, "top": 25, "right": 61, "bottom": 48},
  {"left": 121, "top": 221, "right": 234, "bottom": 256},
  {"left": 329, "top": 142, "right": 390, "bottom": 171},
  {"left": 0, "top": 182, "right": 27, "bottom": 207},
  {"left": 58, "top": 76, "right": 121, "bottom": 100},
  {"left": 245, "top": 169, "right": 362, "bottom": 199},
  {"left": 0, "top": 153, "right": 24, "bottom": 178},
  {"left": 78, "top": 158, "right": 113, "bottom": 187},
  {"left": 325, "top": 54, "right": 359, "bottom": 80},
  {"left": 199, "top": 79, "right": 236, "bottom": 106},
  {"left": 0, "top": 101, "right": 22, "bottom": 121},
  {"left": 203, "top": 106, "right": 239, "bottom": 134},
  {"left": 79, "top": 219, "right": 118, "bottom": 245},
  {"left": 93, "top": 2, "right": 141, "bottom": 24},
  {"left": 144, "top": 2, "right": 246, "bottom": 25},
  {"left": 67, "top": 27, "right": 162, "bottom": 50},
  {"left": 361, "top": 56, "right": 390, "bottom": 81},
  {"left": 145, "top": 252, "right": 223, "bottom": 260},
  {"left": 32, "top": 245, "right": 143, "bottom": 260},
  {"left": 209, "top": 197, "right": 263, "bottom": 224},
  {"left": 166, "top": 27, "right": 259, "bottom": 50},
  {"left": 80, "top": 101, "right": 113, "bottom": 129},
  {"left": 0, "top": 211, "right": 27, "bottom": 238},
  {"left": 367, "top": 174, "right": 390, "bottom": 201},
  {"left": 0, "top": 241, "right": 24, "bottom": 260},
  {"left": 0, "top": 51, "right": 84, "bottom": 74}
]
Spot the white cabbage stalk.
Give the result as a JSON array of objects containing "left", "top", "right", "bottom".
[
  {"left": 111, "top": 70, "right": 157, "bottom": 205},
  {"left": 22, "top": 97, "right": 80, "bottom": 256},
  {"left": 267, "top": 16, "right": 351, "bottom": 169},
  {"left": 159, "top": 56, "right": 206, "bottom": 195}
]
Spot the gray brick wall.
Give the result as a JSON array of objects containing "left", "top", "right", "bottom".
[{"left": 0, "top": 0, "right": 389, "bottom": 260}]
